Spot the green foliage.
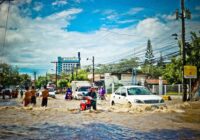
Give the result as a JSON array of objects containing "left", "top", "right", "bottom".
[
  {"left": 186, "top": 32, "right": 200, "bottom": 78},
  {"left": 157, "top": 53, "right": 164, "bottom": 67},
  {"left": 163, "top": 57, "right": 182, "bottom": 84},
  {"left": 68, "top": 69, "right": 89, "bottom": 81},
  {"left": 35, "top": 76, "right": 46, "bottom": 88},
  {"left": 141, "top": 65, "right": 163, "bottom": 79},
  {"left": 58, "top": 79, "right": 68, "bottom": 88},
  {"left": 0, "top": 63, "right": 31, "bottom": 87},
  {"left": 163, "top": 32, "right": 200, "bottom": 84},
  {"left": 145, "top": 39, "right": 154, "bottom": 65},
  {"left": 95, "top": 58, "right": 139, "bottom": 74}
]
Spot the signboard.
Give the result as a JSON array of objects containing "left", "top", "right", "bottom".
[{"left": 184, "top": 65, "right": 197, "bottom": 79}]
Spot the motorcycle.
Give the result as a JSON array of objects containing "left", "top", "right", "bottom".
[
  {"left": 65, "top": 92, "right": 73, "bottom": 100},
  {"left": 80, "top": 96, "right": 92, "bottom": 111}
]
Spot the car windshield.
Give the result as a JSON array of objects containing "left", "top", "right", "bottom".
[
  {"left": 127, "top": 87, "right": 152, "bottom": 95},
  {"left": 78, "top": 87, "right": 90, "bottom": 92}
]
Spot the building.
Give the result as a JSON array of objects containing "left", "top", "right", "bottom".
[{"left": 57, "top": 52, "right": 81, "bottom": 75}]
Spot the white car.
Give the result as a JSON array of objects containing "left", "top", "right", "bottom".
[
  {"left": 110, "top": 85, "right": 165, "bottom": 107},
  {"left": 39, "top": 88, "right": 56, "bottom": 98},
  {"left": 73, "top": 86, "right": 91, "bottom": 100}
]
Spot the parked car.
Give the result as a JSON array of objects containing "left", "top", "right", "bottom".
[
  {"left": 0, "top": 88, "right": 12, "bottom": 99},
  {"left": 110, "top": 85, "right": 165, "bottom": 107},
  {"left": 73, "top": 86, "right": 91, "bottom": 100}
]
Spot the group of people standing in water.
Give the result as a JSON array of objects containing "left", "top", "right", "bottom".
[{"left": 23, "top": 85, "right": 49, "bottom": 107}]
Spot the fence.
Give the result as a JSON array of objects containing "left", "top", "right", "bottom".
[
  {"left": 106, "top": 83, "right": 185, "bottom": 95},
  {"left": 148, "top": 84, "right": 184, "bottom": 95}
]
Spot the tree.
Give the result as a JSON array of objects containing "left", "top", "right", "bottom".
[
  {"left": 163, "top": 57, "right": 182, "bottom": 84},
  {"left": 0, "top": 63, "right": 22, "bottom": 87},
  {"left": 145, "top": 39, "right": 154, "bottom": 65},
  {"left": 58, "top": 79, "right": 68, "bottom": 88},
  {"left": 157, "top": 52, "right": 164, "bottom": 67},
  {"left": 186, "top": 32, "right": 200, "bottom": 78},
  {"left": 95, "top": 57, "right": 139, "bottom": 74},
  {"left": 67, "top": 69, "right": 89, "bottom": 82},
  {"left": 35, "top": 76, "right": 46, "bottom": 89}
]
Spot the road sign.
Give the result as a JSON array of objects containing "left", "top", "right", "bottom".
[{"left": 184, "top": 65, "right": 197, "bottom": 79}]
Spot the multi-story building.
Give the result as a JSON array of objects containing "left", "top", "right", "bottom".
[{"left": 57, "top": 52, "right": 81, "bottom": 75}]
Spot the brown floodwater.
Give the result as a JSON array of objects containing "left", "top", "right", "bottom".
[{"left": 0, "top": 95, "right": 199, "bottom": 139}]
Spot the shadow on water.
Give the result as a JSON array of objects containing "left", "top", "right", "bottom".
[
  {"left": 0, "top": 99, "right": 19, "bottom": 107},
  {"left": 0, "top": 123, "right": 199, "bottom": 140}
]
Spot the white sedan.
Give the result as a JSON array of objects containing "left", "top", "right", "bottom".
[
  {"left": 110, "top": 85, "right": 165, "bottom": 107},
  {"left": 39, "top": 88, "right": 56, "bottom": 98}
]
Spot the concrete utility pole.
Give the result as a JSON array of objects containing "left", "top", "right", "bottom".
[
  {"left": 71, "top": 65, "right": 74, "bottom": 81},
  {"left": 175, "top": 0, "right": 191, "bottom": 101},
  {"left": 92, "top": 56, "right": 95, "bottom": 84},
  {"left": 33, "top": 71, "right": 36, "bottom": 85},
  {"left": 51, "top": 62, "right": 58, "bottom": 90}
]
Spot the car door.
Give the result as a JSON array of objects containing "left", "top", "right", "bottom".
[
  {"left": 112, "top": 87, "right": 121, "bottom": 104},
  {"left": 119, "top": 87, "right": 127, "bottom": 104}
]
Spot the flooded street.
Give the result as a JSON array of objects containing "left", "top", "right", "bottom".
[{"left": 0, "top": 95, "right": 200, "bottom": 139}]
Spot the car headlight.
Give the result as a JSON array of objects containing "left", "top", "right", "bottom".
[
  {"left": 134, "top": 99, "right": 143, "bottom": 104},
  {"left": 160, "top": 99, "right": 164, "bottom": 103}
]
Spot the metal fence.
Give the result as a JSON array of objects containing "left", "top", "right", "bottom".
[
  {"left": 107, "top": 83, "right": 185, "bottom": 95},
  {"left": 148, "top": 84, "right": 184, "bottom": 95}
]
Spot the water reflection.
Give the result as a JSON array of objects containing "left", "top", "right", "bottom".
[
  {"left": 0, "top": 99, "right": 19, "bottom": 107},
  {"left": 0, "top": 123, "right": 199, "bottom": 140}
]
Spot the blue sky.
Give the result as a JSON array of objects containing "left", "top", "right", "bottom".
[{"left": 0, "top": 0, "right": 200, "bottom": 77}]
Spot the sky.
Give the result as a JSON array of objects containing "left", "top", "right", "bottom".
[{"left": 0, "top": 0, "right": 200, "bottom": 77}]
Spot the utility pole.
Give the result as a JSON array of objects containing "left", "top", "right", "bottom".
[
  {"left": 51, "top": 62, "right": 58, "bottom": 90},
  {"left": 33, "top": 71, "right": 36, "bottom": 85},
  {"left": 92, "top": 56, "right": 95, "bottom": 84},
  {"left": 71, "top": 65, "right": 74, "bottom": 81},
  {"left": 46, "top": 72, "right": 48, "bottom": 85},
  {"left": 175, "top": 0, "right": 191, "bottom": 101}
]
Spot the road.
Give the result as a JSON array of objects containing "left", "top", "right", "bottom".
[{"left": 0, "top": 94, "right": 199, "bottom": 139}]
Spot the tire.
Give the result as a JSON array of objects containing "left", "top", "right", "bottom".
[
  {"left": 111, "top": 101, "right": 115, "bottom": 106},
  {"left": 127, "top": 102, "right": 132, "bottom": 108}
]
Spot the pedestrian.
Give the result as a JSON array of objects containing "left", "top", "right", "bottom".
[
  {"left": 23, "top": 86, "right": 31, "bottom": 107},
  {"left": 30, "top": 86, "right": 36, "bottom": 105},
  {"left": 20, "top": 89, "right": 23, "bottom": 98},
  {"left": 15, "top": 88, "right": 19, "bottom": 98},
  {"left": 88, "top": 87, "right": 97, "bottom": 110},
  {"left": 41, "top": 85, "right": 49, "bottom": 107},
  {"left": 98, "top": 86, "right": 106, "bottom": 100}
]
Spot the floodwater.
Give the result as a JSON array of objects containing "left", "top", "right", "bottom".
[{"left": 0, "top": 95, "right": 200, "bottom": 140}]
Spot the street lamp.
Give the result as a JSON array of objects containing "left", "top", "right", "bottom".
[{"left": 87, "top": 56, "right": 95, "bottom": 84}]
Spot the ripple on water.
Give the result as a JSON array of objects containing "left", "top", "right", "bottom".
[{"left": 0, "top": 123, "right": 199, "bottom": 140}]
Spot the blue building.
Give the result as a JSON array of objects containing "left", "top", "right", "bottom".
[{"left": 57, "top": 52, "right": 81, "bottom": 75}]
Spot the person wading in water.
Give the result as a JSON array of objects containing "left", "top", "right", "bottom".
[{"left": 41, "top": 85, "right": 49, "bottom": 107}]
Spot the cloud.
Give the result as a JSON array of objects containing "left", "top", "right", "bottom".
[
  {"left": 33, "top": 2, "right": 43, "bottom": 12},
  {"left": 136, "top": 18, "right": 170, "bottom": 38},
  {"left": 1, "top": 2, "right": 200, "bottom": 76},
  {"left": 126, "top": 7, "right": 144, "bottom": 15},
  {"left": 117, "top": 19, "right": 136, "bottom": 24},
  {"left": 195, "top": 6, "right": 200, "bottom": 11},
  {"left": 52, "top": 0, "right": 68, "bottom": 6},
  {"left": 160, "top": 14, "right": 176, "bottom": 21},
  {"left": 101, "top": 8, "right": 143, "bottom": 24}
]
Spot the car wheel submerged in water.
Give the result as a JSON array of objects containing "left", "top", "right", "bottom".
[
  {"left": 111, "top": 101, "right": 115, "bottom": 106},
  {"left": 127, "top": 102, "right": 132, "bottom": 108}
]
